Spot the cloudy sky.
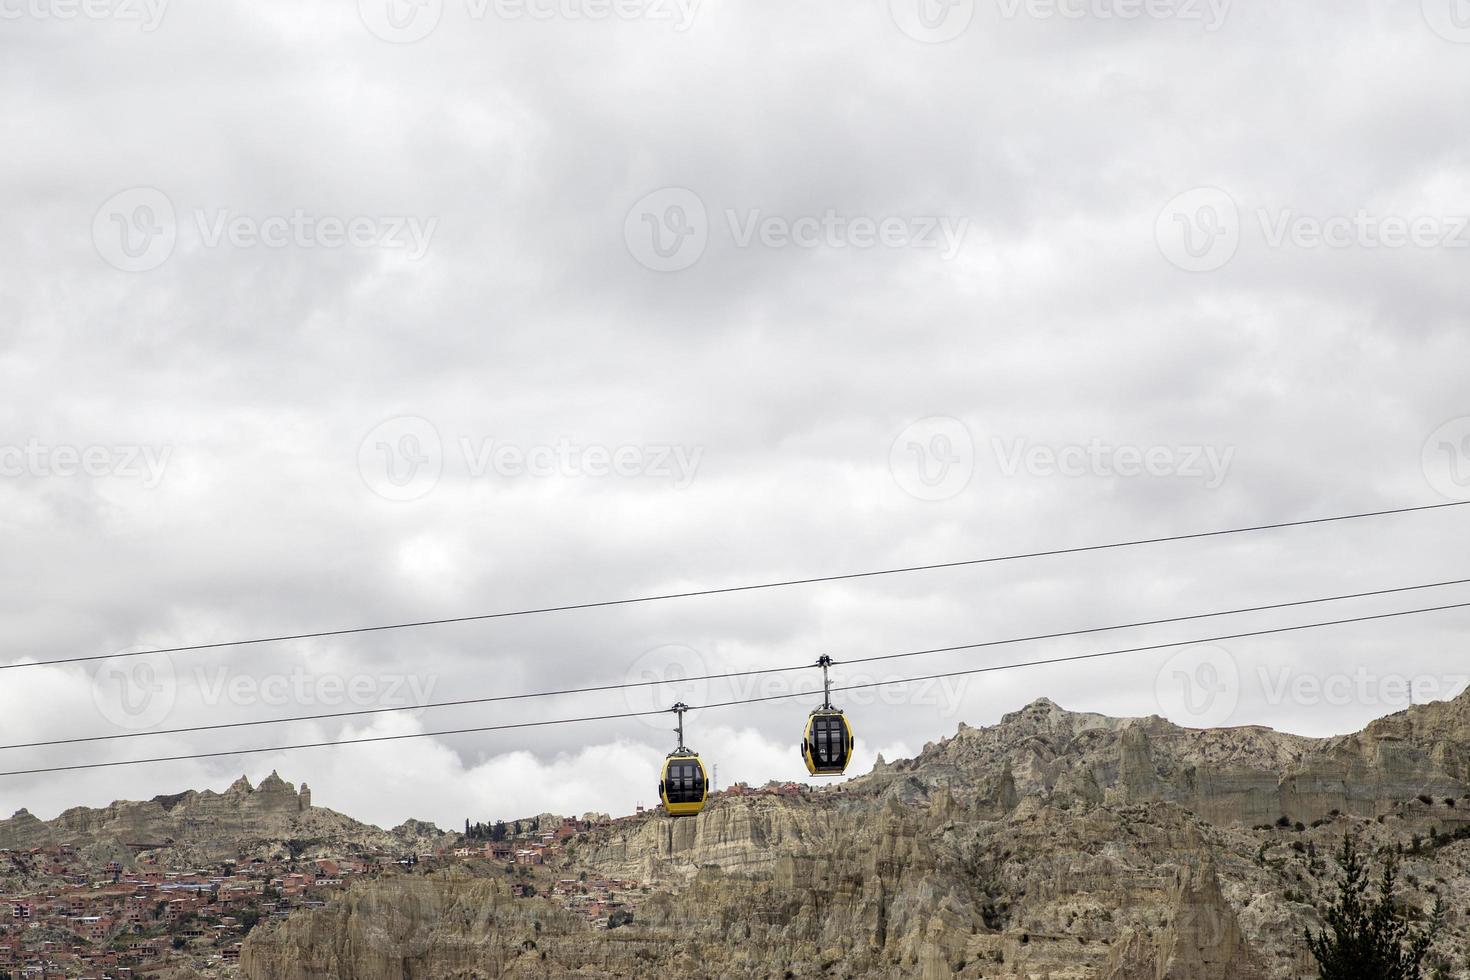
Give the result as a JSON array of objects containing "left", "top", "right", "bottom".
[{"left": 3, "top": 0, "right": 1470, "bottom": 831}]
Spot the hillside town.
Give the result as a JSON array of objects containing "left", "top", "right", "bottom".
[
  {"left": 0, "top": 839, "right": 388, "bottom": 978},
  {"left": 0, "top": 776, "right": 829, "bottom": 977},
  {"left": 0, "top": 817, "right": 631, "bottom": 978}
]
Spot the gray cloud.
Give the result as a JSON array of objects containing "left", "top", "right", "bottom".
[{"left": 2, "top": 0, "right": 1469, "bottom": 828}]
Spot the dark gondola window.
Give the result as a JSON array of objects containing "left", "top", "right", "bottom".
[
  {"left": 666, "top": 760, "right": 705, "bottom": 803},
  {"left": 813, "top": 716, "right": 848, "bottom": 768}
]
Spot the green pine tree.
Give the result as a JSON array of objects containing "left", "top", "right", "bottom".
[{"left": 1305, "top": 836, "right": 1441, "bottom": 980}]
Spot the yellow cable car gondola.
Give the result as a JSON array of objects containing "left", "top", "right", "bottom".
[
  {"left": 801, "top": 655, "right": 854, "bottom": 776},
  {"left": 658, "top": 702, "right": 708, "bottom": 817}
]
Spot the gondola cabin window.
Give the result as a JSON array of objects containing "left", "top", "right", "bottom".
[
  {"left": 813, "top": 716, "right": 847, "bottom": 767},
  {"left": 666, "top": 759, "right": 704, "bottom": 802},
  {"left": 804, "top": 711, "right": 853, "bottom": 776}
]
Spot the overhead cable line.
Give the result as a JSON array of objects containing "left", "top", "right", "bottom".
[
  {"left": 6, "top": 574, "right": 1470, "bottom": 752},
  {"left": 4, "top": 597, "right": 1467, "bottom": 778},
  {"left": 5, "top": 500, "right": 1464, "bottom": 672}
]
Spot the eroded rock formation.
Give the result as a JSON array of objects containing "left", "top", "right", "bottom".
[
  {"left": 228, "top": 690, "right": 1470, "bottom": 977},
  {"left": 0, "top": 770, "right": 446, "bottom": 865}
]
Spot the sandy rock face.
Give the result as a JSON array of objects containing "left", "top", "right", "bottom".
[
  {"left": 238, "top": 691, "right": 1470, "bottom": 979},
  {"left": 1103, "top": 860, "right": 1266, "bottom": 980},
  {"left": 0, "top": 770, "right": 448, "bottom": 864},
  {"left": 241, "top": 872, "right": 581, "bottom": 980},
  {"left": 864, "top": 692, "right": 1470, "bottom": 828}
]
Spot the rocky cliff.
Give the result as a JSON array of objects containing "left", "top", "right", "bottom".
[
  {"left": 239, "top": 693, "right": 1470, "bottom": 979},
  {"left": 850, "top": 695, "right": 1470, "bottom": 830},
  {"left": 0, "top": 771, "right": 447, "bottom": 865},
  {"left": 243, "top": 870, "right": 587, "bottom": 978}
]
